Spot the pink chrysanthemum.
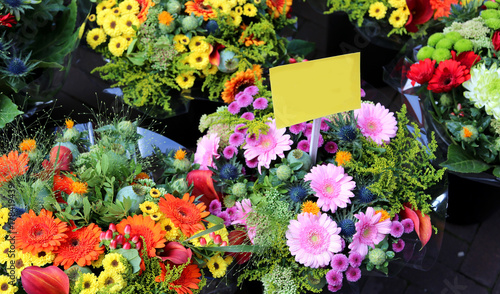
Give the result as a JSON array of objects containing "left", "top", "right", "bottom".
[
  {"left": 253, "top": 97, "right": 268, "bottom": 110},
  {"left": 228, "top": 102, "right": 241, "bottom": 115},
  {"left": 325, "top": 270, "right": 343, "bottom": 286},
  {"left": 241, "top": 112, "right": 254, "bottom": 120},
  {"left": 243, "top": 85, "right": 259, "bottom": 96},
  {"left": 218, "top": 211, "right": 231, "bottom": 226},
  {"left": 324, "top": 141, "right": 338, "bottom": 154},
  {"left": 245, "top": 133, "right": 258, "bottom": 146},
  {"left": 229, "top": 132, "right": 245, "bottom": 147},
  {"left": 345, "top": 266, "right": 361, "bottom": 282},
  {"left": 236, "top": 92, "right": 253, "bottom": 108},
  {"left": 330, "top": 254, "right": 349, "bottom": 272},
  {"left": 304, "top": 164, "right": 356, "bottom": 213},
  {"left": 304, "top": 123, "right": 313, "bottom": 137},
  {"left": 223, "top": 146, "right": 237, "bottom": 159},
  {"left": 308, "top": 134, "right": 324, "bottom": 147},
  {"left": 209, "top": 199, "right": 222, "bottom": 215},
  {"left": 226, "top": 206, "right": 238, "bottom": 222},
  {"left": 361, "top": 88, "right": 366, "bottom": 97},
  {"left": 354, "top": 102, "right": 398, "bottom": 145},
  {"left": 194, "top": 133, "right": 220, "bottom": 170},
  {"left": 348, "top": 207, "right": 392, "bottom": 257},
  {"left": 297, "top": 140, "right": 310, "bottom": 152},
  {"left": 289, "top": 122, "right": 306, "bottom": 135},
  {"left": 348, "top": 252, "right": 363, "bottom": 268},
  {"left": 390, "top": 221, "right": 404, "bottom": 238},
  {"left": 286, "top": 212, "right": 342, "bottom": 268},
  {"left": 328, "top": 284, "right": 342, "bottom": 293},
  {"left": 243, "top": 120, "right": 292, "bottom": 173},
  {"left": 392, "top": 239, "right": 405, "bottom": 253},
  {"left": 234, "top": 123, "right": 247, "bottom": 134},
  {"left": 401, "top": 218, "right": 414, "bottom": 233},
  {"left": 320, "top": 118, "right": 330, "bottom": 131}
]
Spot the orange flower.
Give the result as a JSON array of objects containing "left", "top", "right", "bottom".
[
  {"left": 430, "top": 0, "right": 457, "bottom": 19},
  {"left": 168, "top": 264, "right": 202, "bottom": 294},
  {"left": 174, "top": 149, "right": 187, "bottom": 160},
  {"left": 0, "top": 151, "right": 29, "bottom": 185},
  {"left": 53, "top": 224, "right": 104, "bottom": 270},
  {"left": 301, "top": 201, "right": 320, "bottom": 215},
  {"left": 117, "top": 214, "right": 166, "bottom": 258},
  {"left": 65, "top": 119, "right": 74, "bottom": 129},
  {"left": 159, "top": 193, "right": 209, "bottom": 238},
  {"left": 70, "top": 181, "right": 88, "bottom": 194},
  {"left": 184, "top": 0, "right": 216, "bottom": 21},
  {"left": 266, "top": 0, "right": 293, "bottom": 18},
  {"left": 53, "top": 173, "right": 74, "bottom": 200},
  {"left": 137, "top": 0, "right": 155, "bottom": 23},
  {"left": 13, "top": 209, "right": 68, "bottom": 255},
  {"left": 158, "top": 11, "right": 174, "bottom": 25},
  {"left": 135, "top": 172, "right": 150, "bottom": 180},
  {"left": 221, "top": 69, "right": 257, "bottom": 104},
  {"left": 252, "top": 64, "right": 263, "bottom": 80},
  {"left": 335, "top": 150, "right": 352, "bottom": 166},
  {"left": 19, "top": 139, "right": 36, "bottom": 152}
]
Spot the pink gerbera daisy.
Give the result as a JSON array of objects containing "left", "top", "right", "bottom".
[
  {"left": 304, "top": 164, "right": 356, "bottom": 213},
  {"left": 348, "top": 207, "right": 392, "bottom": 257},
  {"left": 243, "top": 120, "right": 292, "bottom": 173},
  {"left": 231, "top": 199, "right": 252, "bottom": 227},
  {"left": 194, "top": 133, "right": 220, "bottom": 170},
  {"left": 354, "top": 102, "right": 398, "bottom": 145},
  {"left": 286, "top": 212, "right": 342, "bottom": 268}
]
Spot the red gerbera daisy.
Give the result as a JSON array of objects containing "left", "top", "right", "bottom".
[
  {"left": 184, "top": 0, "right": 216, "bottom": 21},
  {"left": 137, "top": 0, "right": 155, "bottom": 23},
  {"left": 452, "top": 51, "right": 481, "bottom": 70},
  {"left": 117, "top": 214, "right": 166, "bottom": 258},
  {"left": 0, "top": 151, "right": 29, "bottom": 185},
  {"left": 407, "top": 58, "right": 436, "bottom": 86},
  {"left": 159, "top": 193, "right": 210, "bottom": 238},
  {"left": 427, "top": 59, "right": 469, "bottom": 93},
  {"left": 53, "top": 224, "right": 104, "bottom": 270},
  {"left": 169, "top": 264, "right": 202, "bottom": 294}
]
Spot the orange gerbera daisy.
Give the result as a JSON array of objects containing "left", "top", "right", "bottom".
[
  {"left": 117, "top": 214, "right": 166, "bottom": 258},
  {"left": 184, "top": 0, "right": 216, "bottom": 21},
  {"left": 137, "top": 0, "right": 155, "bottom": 23},
  {"left": 221, "top": 69, "right": 257, "bottom": 104},
  {"left": 53, "top": 223, "right": 104, "bottom": 270},
  {"left": 13, "top": 209, "right": 68, "bottom": 255},
  {"left": 19, "top": 139, "right": 36, "bottom": 152},
  {"left": 169, "top": 263, "right": 202, "bottom": 294},
  {"left": 266, "top": 0, "right": 293, "bottom": 18},
  {"left": 0, "top": 150, "right": 29, "bottom": 185},
  {"left": 159, "top": 193, "right": 209, "bottom": 238}
]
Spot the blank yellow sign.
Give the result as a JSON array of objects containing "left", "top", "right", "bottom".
[{"left": 270, "top": 53, "right": 361, "bottom": 129}]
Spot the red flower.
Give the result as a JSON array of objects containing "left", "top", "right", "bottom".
[
  {"left": 226, "top": 230, "right": 252, "bottom": 264},
  {"left": 158, "top": 242, "right": 192, "bottom": 265},
  {"left": 405, "top": 0, "right": 433, "bottom": 33},
  {"left": 407, "top": 58, "right": 436, "bottom": 86},
  {"left": 0, "top": 14, "right": 16, "bottom": 27},
  {"left": 452, "top": 51, "right": 481, "bottom": 70},
  {"left": 493, "top": 31, "right": 500, "bottom": 51},
  {"left": 427, "top": 59, "right": 469, "bottom": 93}
]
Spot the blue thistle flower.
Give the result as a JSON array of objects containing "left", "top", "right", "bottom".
[
  {"left": 4, "top": 0, "right": 22, "bottom": 8},
  {"left": 205, "top": 20, "right": 219, "bottom": 34},
  {"left": 338, "top": 219, "right": 356, "bottom": 237},
  {"left": 338, "top": 125, "right": 357, "bottom": 142},
  {"left": 289, "top": 185, "right": 308, "bottom": 203},
  {"left": 220, "top": 163, "right": 239, "bottom": 181},
  {"left": 11, "top": 206, "right": 26, "bottom": 218},
  {"left": 357, "top": 186, "right": 376, "bottom": 203},
  {"left": 7, "top": 57, "right": 28, "bottom": 76}
]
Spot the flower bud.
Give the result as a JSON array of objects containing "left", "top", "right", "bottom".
[
  {"left": 104, "top": 230, "right": 113, "bottom": 241},
  {"left": 115, "top": 234, "right": 124, "bottom": 245},
  {"left": 289, "top": 57, "right": 296, "bottom": 63},
  {"left": 124, "top": 224, "right": 131, "bottom": 235},
  {"left": 109, "top": 223, "right": 117, "bottom": 232},
  {"left": 99, "top": 232, "right": 106, "bottom": 241},
  {"left": 135, "top": 241, "right": 142, "bottom": 250},
  {"left": 123, "top": 242, "right": 131, "bottom": 250},
  {"left": 21, "top": 266, "right": 69, "bottom": 294},
  {"left": 221, "top": 241, "right": 227, "bottom": 246},
  {"left": 199, "top": 237, "right": 207, "bottom": 246},
  {"left": 209, "top": 232, "right": 216, "bottom": 240},
  {"left": 132, "top": 236, "right": 140, "bottom": 243},
  {"left": 109, "top": 239, "right": 117, "bottom": 250},
  {"left": 214, "top": 234, "right": 222, "bottom": 245}
]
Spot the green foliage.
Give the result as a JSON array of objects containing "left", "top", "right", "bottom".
[{"left": 0, "top": 95, "right": 23, "bottom": 128}]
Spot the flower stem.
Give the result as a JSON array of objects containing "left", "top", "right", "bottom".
[{"left": 427, "top": 90, "right": 442, "bottom": 120}]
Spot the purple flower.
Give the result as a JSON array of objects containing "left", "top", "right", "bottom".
[
  {"left": 390, "top": 221, "right": 404, "bottom": 238},
  {"left": 304, "top": 123, "right": 313, "bottom": 137},
  {"left": 236, "top": 92, "right": 253, "bottom": 108},
  {"left": 345, "top": 266, "right": 361, "bottom": 282},
  {"left": 241, "top": 112, "right": 254, "bottom": 120},
  {"left": 392, "top": 239, "right": 405, "bottom": 253},
  {"left": 243, "top": 85, "right": 259, "bottom": 96},
  {"left": 245, "top": 157, "right": 258, "bottom": 168},
  {"left": 228, "top": 102, "right": 241, "bottom": 115},
  {"left": 361, "top": 88, "right": 366, "bottom": 97},
  {"left": 320, "top": 118, "right": 330, "bottom": 131},
  {"left": 325, "top": 270, "right": 343, "bottom": 286},
  {"left": 289, "top": 122, "right": 306, "bottom": 135},
  {"left": 324, "top": 141, "right": 338, "bottom": 154},
  {"left": 253, "top": 97, "right": 268, "bottom": 110},
  {"left": 401, "top": 219, "right": 414, "bottom": 233},
  {"left": 330, "top": 254, "right": 349, "bottom": 272},
  {"left": 308, "top": 134, "right": 324, "bottom": 147},
  {"left": 229, "top": 132, "right": 245, "bottom": 147},
  {"left": 209, "top": 200, "right": 222, "bottom": 215},
  {"left": 234, "top": 123, "right": 247, "bottom": 134},
  {"left": 348, "top": 252, "right": 363, "bottom": 268},
  {"left": 218, "top": 211, "right": 232, "bottom": 226},
  {"left": 223, "top": 146, "right": 237, "bottom": 159},
  {"left": 226, "top": 206, "right": 238, "bottom": 221},
  {"left": 245, "top": 133, "right": 258, "bottom": 146},
  {"left": 328, "top": 284, "right": 342, "bottom": 293},
  {"left": 297, "top": 140, "right": 310, "bottom": 152}
]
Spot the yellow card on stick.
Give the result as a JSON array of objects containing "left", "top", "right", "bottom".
[{"left": 270, "top": 53, "right": 361, "bottom": 129}]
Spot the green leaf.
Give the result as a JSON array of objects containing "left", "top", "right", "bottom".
[
  {"left": 205, "top": 214, "right": 224, "bottom": 225},
  {"left": 101, "top": 153, "right": 109, "bottom": 174},
  {"left": 0, "top": 95, "right": 23, "bottom": 128},
  {"left": 493, "top": 166, "right": 500, "bottom": 178},
  {"left": 185, "top": 224, "right": 224, "bottom": 242},
  {"left": 440, "top": 144, "right": 491, "bottom": 173},
  {"left": 286, "top": 39, "right": 315, "bottom": 57},
  {"left": 114, "top": 248, "right": 142, "bottom": 274},
  {"left": 199, "top": 245, "right": 258, "bottom": 253},
  {"left": 83, "top": 197, "right": 91, "bottom": 219}
]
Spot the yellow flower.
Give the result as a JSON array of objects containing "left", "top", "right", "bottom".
[
  {"left": 211, "top": 0, "right": 231, "bottom": 14},
  {"left": 139, "top": 201, "right": 158, "bottom": 214},
  {"left": 207, "top": 254, "right": 227, "bottom": 278},
  {"left": 96, "top": 8, "right": 111, "bottom": 26},
  {"left": 254, "top": 0, "right": 261, "bottom": 4},
  {"left": 224, "top": 255, "right": 233, "bottom": 265},
  {"left": 188, "top": 51, "right": 210, "bottom": 70},
  {"left": 234, "top": 6, "right": 243, "bottom": 15},
  {"left": 30, "top": 250, "right": 55, "bottom": 267},
  {"left": 88, "top": 14, "right": 96, "bottom": 21},
  {"left": 122, "top": 34, "right": 135, "bottom": 47},
  {"left": 237, "top": 0, "right": 246, "bottom": 5},
  {"left": 335, "top": 150, "right": 352, "bottom": 166},
  {"left": 178, "top": 34, "right": 190, "bottom": 45},
  {"left": 96, "top": 2, "right": 106, "bottom": 14},
  {"left": 229, "top": 11, "right": 242, "bottom": 26},
  {"left": 149, "top": 188, "right": 161, "bottom": 198},
  {"left": 388, "top": 0, "right": 406, "bottom": 8},
  {"left": 104, "top": 0, "right": 117, "bottom": 9},
  {"left": 0, "top": 275, "right": 18, "bottom": 294},
  {"left": 174, "top": 148, "right": 187, "bottom": 160},
  {"left": 398, "top": 5, "right": 410, "bottom": 16},
  {"left": 14, "top": 251, "right": 32, "bottom": 279},
  {"left": 189, "top": 36, "right": 210, "bottom": 53},
  {"left": 176, "top": 72, "right": 196, "bottom": 89},
  {"left": 202, "top": 64, "right": 219, "bottom": 75},
  {"left": 71, "top": 181, "right": 88, "bottom": 195},
  {"left": 301, "top": 201, "right": 320, "bottom": 215},
  {"left": 242, "top": 3, "right": 257, "bottom": 17},
  {"left": 173, "top": 35, "right": 188, "bottom": 52},
  {"left": 368, "top": 2, "right": 387, "bottom": 20},
  {"left": 76, "top": 273, "right": 99, "bottom": 294},
  {"left": 149, "top": 212, "right": 162, "bottom": 221},
  {"left": 103, "top": 14, "right": 123, "bottom": 37},
  {"left": 227, "top": 0, "right": 238, "bottom": 8},
  {"left": 91, "top": 253, "right": 105, "bottom": 268},
  {"left": 0, "top": 228, "right": 6, "bottom": 243},
  {"left": 119, "top": 0, "right": 140, "bottom": 15},
  {"left": 19, "top": 139, "right": 36, "bottom": 152},
  {"left": 108, "top": 36, "right": 128, "bottom": 56},
  {"left": 110, "top": 6, "right": 121, "bottom": 16},
  {"left": 102, "top": 253, "right": 128, "bottom": 274},
  {"left": 98, "top": 270, "right": 126, "bottom": 293},
  {"left": 65, "top": 118, "right": 74, "bottom": 129},
  {"left": 159, "top": 217, "right": 180, "bottom": 241},
  {"left": 158, "top": 11, "right": 174, "bottom": 25},
  {"left": 0, "top": 241, "right": 10, "bottom": 264},
  {"left": 119, "top": 14, "right": 140, "bottom": 36},
  {"left": 388, "top": 9, "right": 407, "bottom": 28}
]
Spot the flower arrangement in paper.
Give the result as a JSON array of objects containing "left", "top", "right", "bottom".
[
  {"left": 405, "top": 0, "right": 500, "bottom": 178},
  {"left": 191, "top": 80, "right": 445, "bottom": 292},
  {"left": 83, "top": 0, "right": 312, "bottom": 116}
]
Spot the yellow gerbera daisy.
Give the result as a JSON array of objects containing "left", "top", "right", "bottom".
[
  {"left": 119, "top": 0, "right": 140, "bottom": 15},
  {"left": 139, "top": 201, "right": 158, "bottom": 214},
  {"left": 97, "top": 270, "right": 126, "bottom": 293},
  {"left": 234, "top": 6, "right": 243, "bottom": 15},
  {"left": 86, "top": 28, "right": 107, "bottom": 49},
  {"left": 103, "top": 15, "right": 123, "bottom": 37},
  {"left": 388, "top": 9, "right": 408, "bottom": 28},
  {"left": 242, "top": 3, "right": 257, "bottom": 17},
  {"left": 188, "top": 51, "right": 210, "bottom": 70},
  {"left": 76, "top": 273, "right": 99, "bottom": 294},
  {"left": 207, "top": 254, "right": 227, "bottom": 278},
  {"left": 119, "top": 14, "right": 140, "bottom": 36},
  {"left": 159, "top": 217, "right": 180, "bottom": 241},
  {"left": 110, "top": 6, "right": 121, "bottom": 16},
  {"left": 388, "top": 0, "right": 406, "bottom": 8},
  {"left": 0, "top": 275, "right": 18, "bottom": 294},
  {"left": 189, "top": 36, "right": 210, "bottom": 53},
  {"left": 149, "top": 188, "right": 161, "bottom": 198},
  {"left": 175, "top": 72, "right": 196, "bottom": 89},
  {"left": 108, "top": 36, "right": 128, "bottom": 57},
  {"left": 102, "top": 253, "right": 128, "bottom": 274},
  {"left": 30, "top": 250, "right": 55, "bottom": 267},
  {"left": 368, "top": 2, "right": 387, "bottom": 20}
]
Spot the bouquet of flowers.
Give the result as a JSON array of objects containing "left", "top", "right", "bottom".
[
  {"left": 189, "top": 79, "right": 446, "bottom": 292},
  {"left": 83, "top": 0, "right": 313, "bottom": 117},
  {"left": 0, "top": 0, "right": 83, "bottom": 126},
  {"left": 405, "top": 0, "right": 500, "bottom": 179},
  {"left": 0, "top": 114, "right": 251, "bottom": 293}
]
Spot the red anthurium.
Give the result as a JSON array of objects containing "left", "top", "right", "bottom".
[
  {"left": 405, "top": 0, "right": 433, "bottom": 33},
  {"left": 399, "top": 204, "right": 432, "bottom": 248},
  {"left": 209, "top": 43, "right": 225, "bottom": 67},
  {"left": 21, "top": 266, "right": 69, "bottom": 294},
  {"left": 186, "top": 169, "right": 221, "bottom": 206},
  {"left": 226, "top": 230, "right": 252, "bottom": 264},
  {"left": 159, "top": 242, "right": 192, "bottom": 265}
]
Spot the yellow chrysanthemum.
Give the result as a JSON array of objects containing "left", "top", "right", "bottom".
[
  {"left": 0, "top": 275, "right": 18, "bottom": 294},
  {"left": 98, "top": 270, "right": 126, "bottom": 293},
  {"left": 242, "top": 3, "right": 257, "bottom": 17},
  {"left": 104, "top": 0, "right": 117, "bottom": 9},
  {"left": 30, "top": 250, "right": 55, "bottom": 267},
  {"left": 149, "top": 188, "right": 161, "bottom": 198},
  {"left": 0, "top": 241, "right": 10, "bottom": 264},
  {"left": 237, "top": 0, "right": 246, "bottom": 5},
  {"left": 175, "top": 72, "right": 196, "bottom": 89},
  {"left": 96, "top": 8, "right": 111, "bottom": 26},
  {"left": 119, "top": 0, "right": 140, "bottom": 15},
  {"left": 254, "top": 0, "right": 261, "bottom": 4},
  {"left": 122, "top": 34, "right": 135, "bottom": 47},
  {"left": 388, "top": 9, "right": 407, "bottom": 28},
  {"left": 103, "top": 15, "right": 123, "bottom": 37},
  {"left": 388, "top": 0, "right": 406, "bottom": 8},
  {"left": 397, "top": 5, "right": 410, "bottom": 16},
  {"left": 335, "top": 150, "right": 352, "bottom": 166},
  {"left": 178, "top": 34, "right": 190, "bottom": 45},
  {"left": 173, "top": 35, "right": 188, "bottom": 52},
  {"left": 188, "top": 51, "right": 210, "bottom": 70},
  {"left": 110, "top": 7, "right": 121, "bottom": 16},
  {"left": 227, "top": 0, "right": 238, "bottom": 8},
  {"left": 368, "top": 2, "right": 387, "bottom": 20},
  {"left": 207, "top": 222, "right": 229, "bottom": 243},
  {"left": 96, "top": 2, "right": 106, "bottom": 14},
  {"left": 0, "top": 228, "right": 6, "bottom": 243},
  {"left": 211, "top": 0, "right": 231, "bottom": 14},
  {"left": 224, "top": 255, "right": 233, "bottom": 265},
  {"left": 139, "top": 201, "right": 158, "bottom": 214},
  {"left": 301, "top": 200, "right": 320, "bottom": 215},
  {"left": 13, "top": 251, "right": 32, "bottom": 279},
  {"left": 0, "top": 208, "right": 8, "bottom": 226},
  {"left": 88, "top": 14, "right": 96, "bottom": 22},
  {"left": 108, "top": 36, "right": 128, "bottom": 57},
  {"left": 149, "top": 212, "right": 162, "bottom": 222},
  {"left": 207, "top": 254, "right": 227, "bottom": 278},
  {"left": 91, "top": 253, "right": 105, "bottom": 268},
  {"left": 119, "top": 14, "right": 140, "bottom": 36},
  {"left": 77, "top": 273, "right": 99, "bottom": 294},
  {"left": 234, "top": 6, "right": 243, "bottom": 15},
  {"left": 159, "top": 217, "right": 180, "bottom": 241},
  {"left": 189, "top": 36, "right": 210, "bottom": 53},
  {"left": 229, "top": 11, "right": 242, "bottom": 26},
  {"left": 102, "top": 253, "right": 127, "bottom": 273}
]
